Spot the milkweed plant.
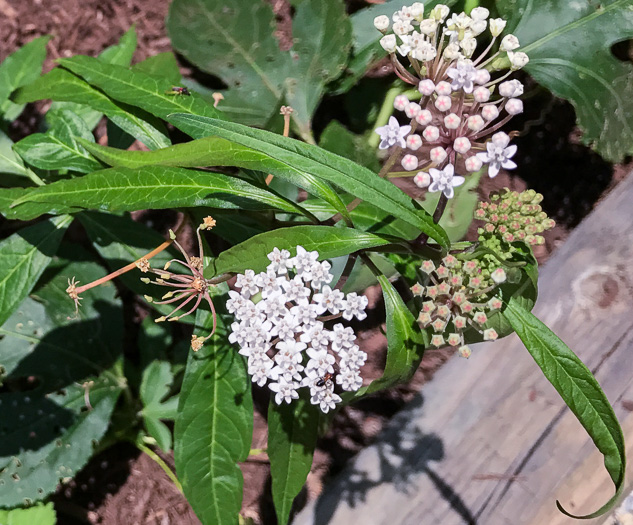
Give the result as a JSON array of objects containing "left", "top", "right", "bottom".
[{"left": 0, "top": 1, "right": 628, "bottom": 524}]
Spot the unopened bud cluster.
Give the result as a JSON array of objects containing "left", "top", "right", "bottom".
[
  {"left": 227, "top": 247, "right": 368, "bottom": 413},
  {"left": 412, "top": 254, "right": 505, "bottom": 358},
  {"left": 475, "top": 188, "right": 556, "bottom": 246},
  {"left": 374, "top": 3, "right": 529, "bottom": 199}
]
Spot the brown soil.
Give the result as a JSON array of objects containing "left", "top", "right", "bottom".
[{"left": 1, "top": 1, "right": 630, "bottom": 524}]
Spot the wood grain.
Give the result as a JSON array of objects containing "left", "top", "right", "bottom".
[{"left": 294, "top": 173, "right": 633, "bottom": 525}]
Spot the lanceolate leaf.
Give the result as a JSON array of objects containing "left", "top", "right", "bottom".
[
  {"left": 0, "top": 35, "right": 50, "bottom": 120},
  {"left": 56, "top": 55, "right": 222, "bottom": 131},
  {"left": 14, "top": 109, "right": 103, "bottom": 173},
  {"left": 10, "top": 165, "right": 304, "bottom": 216},
  {"left": 502, "top": 297, "right": 626, "bottom": 519},
  {"left": 98, "top": 26, "right": 137, "bottom": 67},
  {"left": 167, "top": 114, "right": 450, "bottom": 247},
  {"left": 268, "top": 399, "right": 320, "bottom": 525},
  {"left": 0, "top": 129, "right": 32, "bottom": 178},
  {"left": 364, "top": 274, "right": 426, "bottom": 395},
  {"left": 79, "top": 138, "right": 352, "bottom": 224},
  {"left": 0, "top": 215, "right": 72, "bottom": 327},
  {"left": 208, "top": 225, "right": 395, "bottom": 277},
  {"left": 497, "top": 0, "right": 633, "bottom": 162},
  {"left": 174, "top": 307, "right": 253, "bottom": 525},
  {"left": 0, "top": 187, "right": 82, "bottom": 221},
  {"left": 14, "top": 68, "right": 171, "bottom": 150},
  {"left": 132, "top": 52, "right": 182, "bottom": 85}
]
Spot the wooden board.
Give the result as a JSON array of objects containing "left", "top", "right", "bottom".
[{"left": 294, "top": 173, "right": 633, "bottom": 525}]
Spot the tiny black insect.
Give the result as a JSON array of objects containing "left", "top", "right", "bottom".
[{"left": 166, "top": 86, "right": 191, "bottom": 96}]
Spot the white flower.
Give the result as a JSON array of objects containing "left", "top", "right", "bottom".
[
  {"left": 374, "top": 15, "right": 390, "bottom": 32},
  {"left": 248, "top": 355, "right": 274, "bottom": 386},
  {"left": 470, "top": 7, "right": 489, "bottom": 20},
  {"left": 430, "top": 4, "right": 450, "bottom": 22},
  {"left": 281, "top": 275, "right": 311, "bottom": 304},
  {"left": 375, "top": 116, "right": 411, "bottom": 150},
  {"left": 428, "top": 164, "right": 465, "bottom": 199},
  {"left": 380, "top": 34, "right": 397, "bottom": 53},
  {"left": 446, "top": 12, "right": 472, "bottom": 37},
  {"left": 257, "top": 295, "right": 288, "bottom": 322},
  {"left": 305, "top": 347, "right": 336, "bottom": 375},
  {"left": 336, "top": 368, "right": 363, "bottom": 391},
  {"left": 339, "top": 345, "right": 368, "bottom": 369},
  {"left": 226, "top": 290, "right": 248, "bottom": 316},
  {"left": 460, "top": 37, "right": 477, "bottom": 57},
  {"left": 330, "top": 323, "right": 356, "bottom": 352},
  {"left": 255, "top": 270, "right": 283, "bottom": 298},
  {"left": 476, "top": 133, "right": 517, "bottom": 177},
  {"left": 446, "top": 60, "right": 478, "bottom": 93},
  {"left": 470, "top": 19, "right": 487, "bottom": 36},
  {"left": 300, "top": 322, "right": 332, "bottom": 351},
  {"left": 310, "top": 387, "right": 341, "bottom": 413},
  {"left": 500, "top": 34, "right": 520, "bottom": 52},
  {"left": 418, "top": 18, "right": 438, "bottom": 35},
  {"left": 489, "top": 18, "right": 507, "bottom": 37},
  {"left": 229, "top": 321, "right": 250, "bottom": 346},
  {"left": 312, "top": 285, "right": 345, "bottom": 315},
  {"left": 411, "top": 40, "right": 437, "bottom": 61},
  {"left": 269, "top": 379, "right": 300, "bottom": 404},
  {"left": 410, "top": 2, "right": 425, "bottom": 19},
  {"left": 290, "top": 303, "right": 319, "bottom": 327},
  {"left": 308, "top": 260, "right": 333, "bottom": 289},
  {"left": 275, "top": 340, "right": 306, "bottom": 364},
  {"left": 271, "top": 314, "right": 300, "bottom": 340},
  {"left": 499, "top": 79, "right": 524, "bottom": 98},
  {"left": 267, "top": 247, "right": 292, "bottom": 275},
  {"left": 508, "top": 51, "right": 529, "bottom": 70},
  {"left": 393, "top": 5, "right": 415, "bottom": 24},
  {"left": 293, "top": 245, "right": 319, "bottom": 278},
  {"left": 393, "top": 19, "right": 414, "bottom": 35},
  {"left": 342, "top": 292, "right": 369, "bottom": 321},
  {"left": 443, "top": 42, "right": 461, "bottom": 60},
  {"left": 234, "top": 269, "right": 259, "bottom": 298}
]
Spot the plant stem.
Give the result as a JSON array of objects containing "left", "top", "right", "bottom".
[{"left": 136, "top": 441, "right": 184, "bottom": 494}]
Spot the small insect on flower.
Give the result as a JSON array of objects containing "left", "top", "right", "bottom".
[
  {"left": 316, "top": 371, "right": 336, "bottom": 388},
  {"left": 166, "top": 86, "right": 191, "bottom": 96}
]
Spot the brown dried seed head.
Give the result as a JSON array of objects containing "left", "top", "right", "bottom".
[
  {"left": 189, "top": 256, "right": 203, "bottom": 272},
  {"left": 136, "top": 257, "right": 151, "bottom": 273},
  {"left": 200, "top": 216, "right": 216, "bottom": 230},
  {"left": 66, "top": 277, "right": 80, "bottom": 300},
  {"left": 191, "top": 277, "right": 205, "bottom": 292},
  {"left": 191, "top": 335, "right": 205, "bottom": 352}
]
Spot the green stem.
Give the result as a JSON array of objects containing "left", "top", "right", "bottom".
[{"left": 136, "top": 441, "right": 183, "bottom": 494}]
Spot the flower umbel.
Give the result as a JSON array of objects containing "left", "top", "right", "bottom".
[{"left": 228, "top": 246, "right": 368, "bottom": 413}]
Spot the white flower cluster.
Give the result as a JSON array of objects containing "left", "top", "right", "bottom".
[
  {"left": 374, "top": 4, "right": 528, "bottom": 199},
  {"left": 227, "top": 247, "right": 369, "bottom": 413}
]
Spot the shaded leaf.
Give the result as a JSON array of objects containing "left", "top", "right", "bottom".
[
  {"left": 174, "top": 307, "right": 253, "bottom": 525},
  {"left": 14, "top": 109, "right": 103, "bottom": 173},
  {"left": 497, "top": 0, "right": 633, "bottom": 162},
  {"left": 167, "top": 114, "right": 450, "bottom": 247},
  {"left": 0, "top": 503, "right": 56, "bottom": 525},
  {"left": 503, "top": 297, "right": 626, "bottom": 519},
  {"left": 0, "top": 215, "right": 72, "bottom": 327},
  {"left": 0, "top": 36, "right": 50, "bottom": 121},
  {"left": 132, "top": 52, "right": 182, "bottom": 85},
  {"left": 268, "top": 399, "right": 319, "bottom": 525},
  {"left": 10, "top": 165, "right": 304, "bottom": 217},
  {"left": 141, "top": 361, "right": 176, "bottom": 451},
  {"left": 319, "top": 120, "right": 379, "bottom": 172},
  {"left": 0, "top": 130, "right": 31, "bottom": 178}
]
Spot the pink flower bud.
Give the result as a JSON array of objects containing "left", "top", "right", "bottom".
[
  {"left": 414, "top": 171, "right": 431, "bottom": 188},
  {"left": 435, "top": 95, "right": 452, "bottom": 112},
  {"left": 473, "top": 86, "right": 490, "bottom": 103},
  {"left": 506, "top": 98, "right": 523, "bottom": 115},
  {"left": 430, "top": 146, "right": 447, "bottom": 163},
  {"left": 447, "top": 333, "right": 461, "bottom": 346},
  {"left": 419, "top": 79, "right": 436, "bottom": 96},
  {"left": 467, "top": 115, "right": 485, "bottom": 132},
  {"left": 444, "top": 113, "right": 461, "bottom": 129},
  {"left": 453, "top": 137, "right": 471, "bottom": 154},
  {"left": 416, "top": 109, "right": 433, "bottom": 126},
  {"left": 483, "top": 328, "right": 498, "bottom": 341},
  {"left": 418, "top": 312, "right": 432, "bottom": 326},
  {"left": 405, "top": 101, "right": 421, "bottom": 118},
  {"left": 473, "top": 311, "right": 488, "bottom": 325},
  {"left": 406, "top": 134, "right": 423, "bottom": 150},
  {"left": 458, "top": 345, "right": 472, "bottom": 358},
  {"left": 423, "top": 125, "right": 440, "bottom": 142},
  {"left": 394, "top": 95, "right": 410, "bottom": 111},
  {"left": 410, "top": 282, "right": 424, "bottom": 296},
  {"left": 422, "top": 300, "right": 436, "bottom": 313},
  {"left": 474, "top": 69, "right": 491, "bottom": 85},
  {"left": 401, "top": 154, "right": 419, "bottom": 171},
  {"left": 453, "top": 315, "right": 467, "bottom": 329},
  {"left": 481, "top": 104, "right": 499, "bottom": 121},
  {"left": 435, "top": 81, "right": 452, "bottom": 95},
  {"left": 431, "top": 334, "right": 445, "bottom": 347}
]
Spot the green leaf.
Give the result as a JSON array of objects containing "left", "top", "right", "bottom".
[
  {"left": 56, "top": 55, "right": 222, "bottom": 134},
  {"left": 209, "top": 225, "right": 394, "bottom": 277},
  {"left": 0, "top": 256, "right": 124, "bottom": 506},
  {"left": 0, "top": 503, "right": 56, "bottom": 525},
  {"left": 0, "top": 36, "right": 50, "bottom": 120},
  {"left": 79, "top": 137, "right": 351, "bottom": 224},
  {"left": 99, "top": 26, "right": 138, "bottom": 66},
  {"left": 502, "top": 297, "right": 626, "bottom": 519},
  {"left": 0, "top": 130, "right": 31, "bottom": 178},
  {"left": 132, "top": 52, "right": 182, "bottom": 85},
  {"left": 141, "top": 361, "right": 176, "bottom": 451},
  {"left": 268, "top": 399, "right": 320, "bottom": 525},
  {"left": 364, "top": 274, "right": 426, "bottom": 395},
  {"left": 167, "top": 114, "right": 450, "bottom": 247},
  {"left": 14, "top": 68, "right": 171, "bottom": 150},
  {"left": 0, "top": 187, "right": 82, "bottom": 221},
  {"left": 10, "top": 165, "right": 304, "bottom": 217},
  {"left": 167, "top": 0, "right": 351, "bottom": 138},
  {"left": 174, "top": 307, "right": 253, "bottom": 525},
  {"left": 497, "top": 0, "right": 633, "bottom": 162},
  {"left": 0, "top": 215, "right": 72, "bottom": 328},
  {"left": 14, "top": 109, "right": 103, "bottom": 173},
  {"left": 319, "top": 120, "right": 380, "bottom": 172}
]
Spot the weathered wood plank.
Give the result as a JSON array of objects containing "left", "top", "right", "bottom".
[{"left": 294, "top": 173, "right": 633, "bottom": 525}]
